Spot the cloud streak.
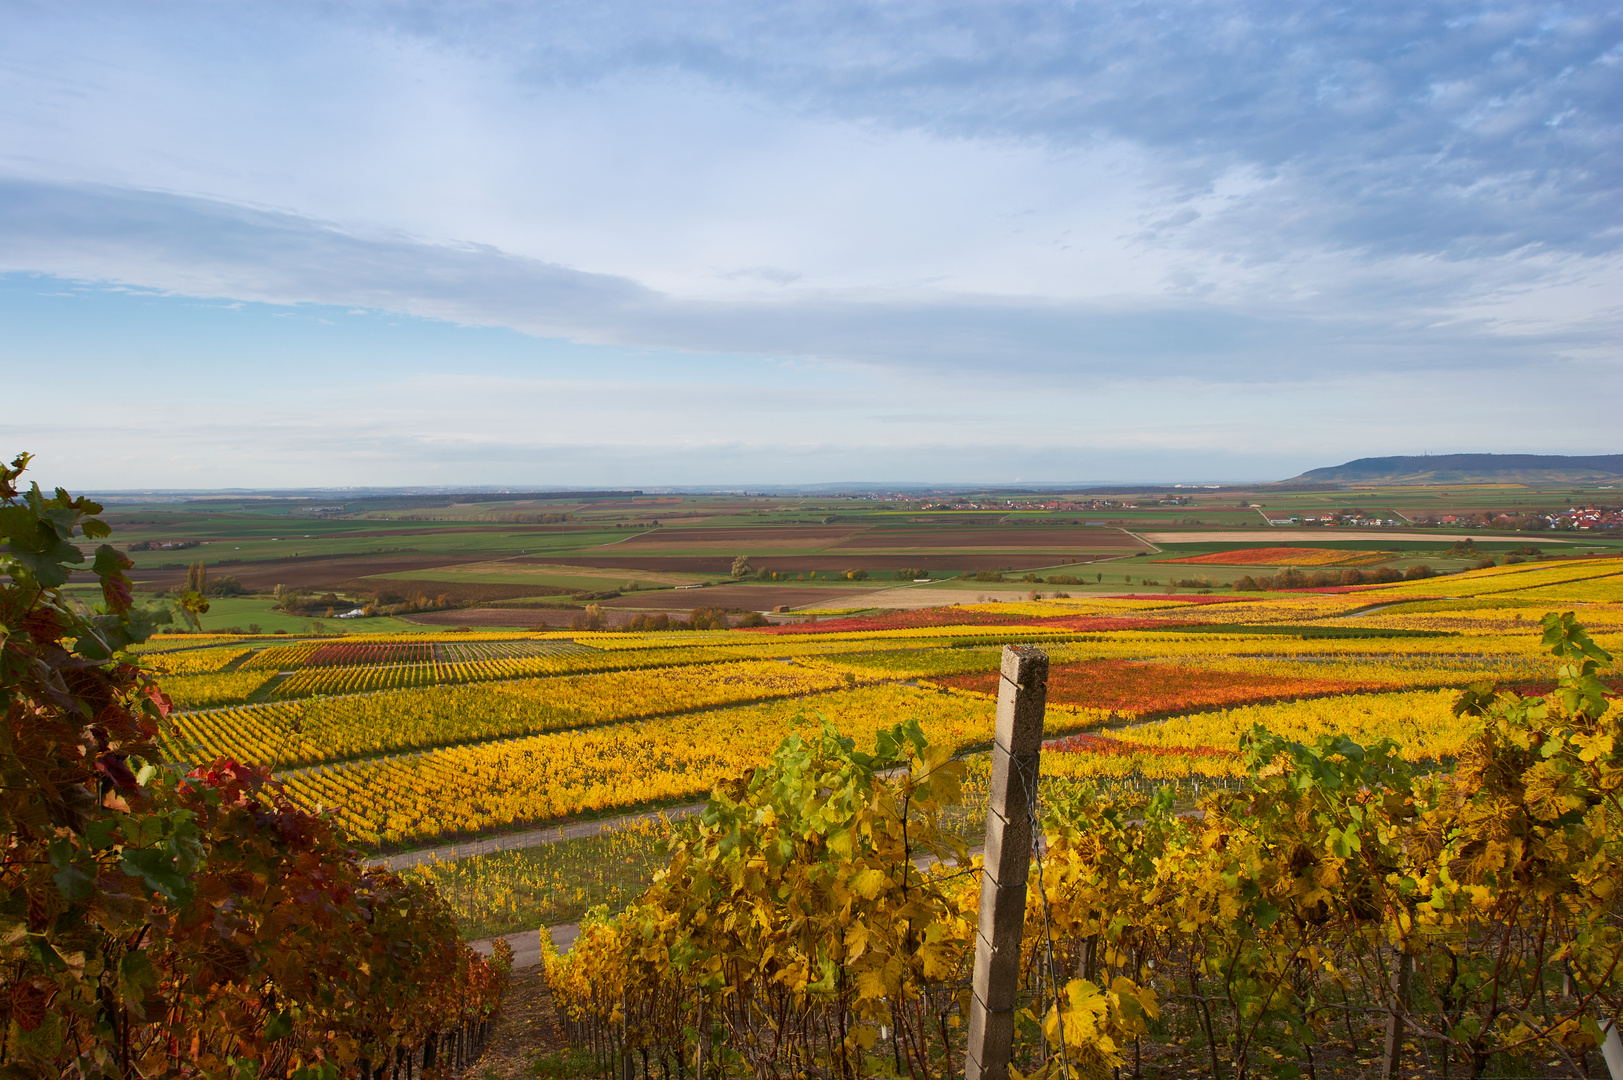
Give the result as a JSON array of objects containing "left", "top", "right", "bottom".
[{"left": 2, "top": 177, "right": 1604, "bottom": 383}]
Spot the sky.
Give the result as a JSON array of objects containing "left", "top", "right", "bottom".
[{"left": 1, "top": 1, "right": 1619, "bottom": 489}]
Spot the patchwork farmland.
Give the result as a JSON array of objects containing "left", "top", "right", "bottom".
[
  {"left": 124, "top": 551, "right": 1623, "bottom": 1078},
  {"left": 20, "top": 467, "right": 1623, "bottom": 1079},
  {"left": 87, "top": 480, "right": 1619, "bottom": 635}
]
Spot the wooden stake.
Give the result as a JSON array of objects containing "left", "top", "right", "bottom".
[
  {"left": 965, "top": 645, "right": 1048, "bottom": 1080},
  {"left": 1380, "top": 951, "right": 1413, "bottom": 1080}
]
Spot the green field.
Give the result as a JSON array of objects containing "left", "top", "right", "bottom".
[
  {"left": 186, "top": 596, "right": 432, "bottom": 635},
  {"left": 83, "top": 482, "right": 1619, "bottom": 624}
]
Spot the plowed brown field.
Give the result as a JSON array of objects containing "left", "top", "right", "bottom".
[
  {"left": 405, "top": 608, "right": 572, "bottom": 627},
  {"left": 597, "top": 584, "right": 884, "bottom": 610},
  {"left": 607, "top": 526, "right": 863, "bottom": 548},
  {"left": 333, "top": 578, "right": 571, "bottom": 604},
  {"left": 833, "top": 528, "right": 1143, "bottom": 550},
  {"left": 537, "top": 554, "right": 1110, "bottom": 573},
  {"left": 128, "top": 553, "right": 494, "bottom": 591}
]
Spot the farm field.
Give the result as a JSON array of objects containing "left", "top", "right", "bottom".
[
  {"left": 139, "top": 553, "right": 1623, "bottom": 855},
  {"left": 1160, "top": 545, "right": 1393, "bottom": 566},
  {"left": 542, "top": 603, "right": 1623, "bottom": 1080},
  {"left": 378, "top": 560, "right": 709, "bottom": 589},
  {"left": 85, "top": 482, "right": 1619, "bottom": 641},
  {"left": 30, "top": 482, "right": 1620, "bottom": 1078},
  {"left": 103, "top": 513, "right": 1623, "bottom": 1078}
]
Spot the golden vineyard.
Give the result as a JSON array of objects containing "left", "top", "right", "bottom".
[{"left": 134, "top": 556, "right": 1623, "bottom": 1079}]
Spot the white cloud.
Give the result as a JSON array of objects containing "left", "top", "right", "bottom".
[
  {"left": 4, "top": 177, "right": 1611, "bottom": 385},
  {"left": 0, "top": 0, "right": 1618, "bottom": 484}
]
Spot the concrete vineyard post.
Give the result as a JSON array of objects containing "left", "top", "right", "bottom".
[
  {"left": 1600, "top": 1019, "right": 1623, "bottom": 1079},
  {"left": 964, "top": 644, "right": 1048, "bottom": 1080}
]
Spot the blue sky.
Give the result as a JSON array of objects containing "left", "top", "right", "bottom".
[{"left": 2, "top": 1, "right": 1618, "bottom": 488}]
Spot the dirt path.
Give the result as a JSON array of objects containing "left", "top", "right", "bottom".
[{"left": 473, "top": 966, "right": 569, "bottom": 1078}]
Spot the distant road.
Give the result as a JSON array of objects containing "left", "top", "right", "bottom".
[
  {"left": 1139, "top": 530, "right": 1578, "bottom": 545},
  {"left": 374, "top": 803, "right": 706, "bottom": 873}
]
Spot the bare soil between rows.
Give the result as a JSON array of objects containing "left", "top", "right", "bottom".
[{"left": 477, "top": 968, "right": 567, "bottom": 1077}]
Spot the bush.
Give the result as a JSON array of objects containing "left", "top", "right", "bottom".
[
  {"left": 0, "top": 453, "right": 509, "bottom": 1073},
  {"left": 204, "top": 574, "right": 247, "bottom": 597},
  {"left": 1405, "top": 564, "right": 1436, "bottom": 580},
  {"left": 973, "top": 570, "right": 1005, "bottom": 582},
  {"left": 690, "top": 606, "right": 731, "bottom": 630},
  {"left": 1235, "top": 575, "right": 1263, "bottom": 591},
  {"left": 627, "top": 613, "right": 675, "bottom": 632}
]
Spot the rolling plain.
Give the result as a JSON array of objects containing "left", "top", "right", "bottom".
[{"left": 96, "top": 478, "right": 1623, "bottom": 1078}]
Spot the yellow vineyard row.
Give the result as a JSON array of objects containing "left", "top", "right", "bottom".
[
  {"left": 140, "top": 646, "right": 251, "bottom": 675},
  {"left": 1112, "top": 687, "right": 1475, "bottom": 761},
  {"left": 160, "top": 670, "right": 275, "bottom": 710},
  {"left": 167, "top": 645, "right": 776, "bottom": 708},
  {"left": 238, "top": 642, "right": 323, "bottom": 670},
  {"left": 279, "top": 685, "right": 1015, "bottom": 848},
  {"left": 168, "top": 660, "right": 862, "bottom": 770}
]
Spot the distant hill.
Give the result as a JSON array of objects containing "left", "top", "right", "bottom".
[{"left": 1284, "top": 454, "right": 1623, "bottom": 486}]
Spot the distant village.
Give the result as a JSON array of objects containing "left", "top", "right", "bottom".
[
  {"left": 912, "top": 496, "right": 1195, "bottom": 512},
  {"left": 1413, "top": 506, "right": 1623, "bottom": 532},
  {"left": 902, "top": 496, "right": 1621, "bottom": 533}
]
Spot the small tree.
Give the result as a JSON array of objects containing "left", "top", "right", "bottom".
[
  {"left": 206, "top": 574, "right": 246, "bottom": 597},
  {"left": 571, "top": 603, "right": 609, "bottom": 631},
  {"left": 731, "top": 554, "right": 753, "bottom": 578}
]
